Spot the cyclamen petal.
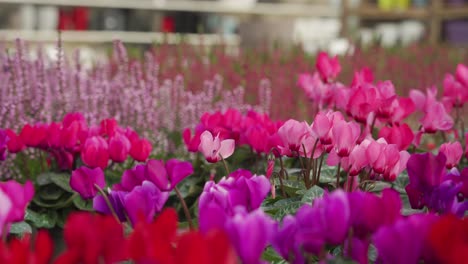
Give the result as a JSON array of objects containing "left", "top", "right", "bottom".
[
  {"left": 0, "top": 180, "right": 34, "bottom": 223},
  {"left": 0, "top": 189, "right": 12, "bottom": 236},
  {"left": 199, "top": 131, "right": 235, "bottom": 163},
  {"left": 70, "top": 166, "right": 106, "bottom": 200},
  {"left": 439, "top": 142, "right": 463, "bottom": 169},
  {"left": 225, "top": 208, "right": 275, "bottom": 264},
  {"left": 124, "top": 181, "right": 169, "bottom": 225}
]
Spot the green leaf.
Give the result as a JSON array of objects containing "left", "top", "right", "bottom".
[
  {"left": 318, "top": 166, "right": 337, "bottom": 183},
  {"left": 49, "top": 173, "right": 73, "bottom": 193},
  {"left": 9, "top": 221, "right": 32, "bottom": 235},
  {"left": 300, "top": 185, "right": 325, "bottom": 204},
  {"left": 37, "top": 185, "right": 65, "bottom": 201},
  {"left": 262, "top": 247, "right": 287, "bottom": 264},
  {"left": 73, "top": 196, "right": 94, "bottom": 211},
  {"left": 274, "top": 201, "right": 303, "bottom": 220},
  {"left": 274, "top": 178, "right": 306, "bottom": 197},
  {"left": 25, "top": 209, "right": 57, "bottom": 229},
  {"left": 369, "top": 182, "right": 392, "bottom": 193},
  {"left": 36, "top": 173, "right": 53, "bottom": 186},
  {"left": 394, "top": 172, "right": 409, "bottom": 193}
]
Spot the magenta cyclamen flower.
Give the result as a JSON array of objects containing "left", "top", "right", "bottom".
[
  {"left": 119, "top": 159, "right": 193, "bottom": 192},
  {"left": 108, "top": 132, "right": 131, "bottom": 163},
  {"left": 225, "top": 208, "right": 275, "bottom": 264},
  {"left": 81, "top": 136, "right": 109, "bottom": 169},
  {"left": 378, "top": 124, "right": 414, "bottom": 151},
  {"left": 198, "top": 130, "right": 235, "bottom": 163},
  {"left": 316, "top": 51, "right": 341, "bottom": 82},
  {"left": 0, "top": 180, "right": 34, "bottom": 222},
  {"left": 272, "top": 190, "right": 350, "bottom": 261},
  {"left": 373, "top": 214, "right": 439, "bottom": 264},
  {"left": 70, "top": 166, "right": 106, "bottom": 199},
  {"left": 0, "top": 189, "right": 12, "bottom": 236},
  {"left": 346, "top": 85, "right": 378, "bottom": 124},
  {"left": 348, "top": 189, "right": 402, "bottom": 239},
  {"left": 94, "top": 181, "right": 170, "bottom": 225},
  {"left": 145, "top": 159, "right": 194, "bottom": 191},
  {"left": 439, "top": 142, "right": 463, "bottom": 169}
]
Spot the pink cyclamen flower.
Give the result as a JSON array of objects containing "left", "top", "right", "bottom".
[
  {"left": 0, "top": 180, "right": 34, "bottom": 222},
  {"left": 277, "top": 119, "right": 311, "bottom": 156},
  {"left": 378, "top": 124, "right": 414, "bottom": 151},
  {"left": 332, "top": 120, "right": 361, "bottom": 157},
  {"left": 198, "top": 131, "right": 235, "bottom": 163},
  {"left": 316, "top": 51, "right": 341, "bottom": 82},
  {"left": 129, "top": 138, "right": 152, "bottom": 162},
  {"left": 420, "top": 102, "right": 454, "bottom": 133},
  {"left": 81, "top": 136, "right": 109, "bottom": 169},
  {"left": 347, "top": 139, "right": 372, "bottom": 176},
  {"left": 351, "top": 67, "right": 374, "bottom": 87},
  {"left": 0, "top": 189, "right": 12, "bottom": 236},
  {"left": 455, "top": 63, "right": 468, "bottom": 88},
  {"left": 70, "top": 166, "right": 106, "bottom": 199},
  {"left": 443, "top": 74, "right": 467, "bottom": 107},
  {"left": 108, "top": 133, "right": 131, "bottom": 163},
  {"left": 311, "top": 111, "right": 344, "bottom": 145},
  {"left": 439, "top": 142, "right": 463, "bottom": 169},
  {"left": 346, "top": 85, "right": 378, "bottom": 124}
]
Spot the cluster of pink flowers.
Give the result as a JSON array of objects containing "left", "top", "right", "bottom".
[
  {"left": 2, "top": 112, "right": 151, "bottom": 173},
  {"left": 184, "top": 108, "right": 283, "bottom": 155}
]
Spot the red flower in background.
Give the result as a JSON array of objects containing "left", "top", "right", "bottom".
[
  {"left": 429, "top": 215, "right": 468, "bottom": 264},
  {"left": 128, "top": 208, "right": 237, "bottom": 264},
  {"left": 55, "top": 212, "right": 126, "bottom": 264},
  {"left": 0, "top": 230, "right": 53, "bottom": 264}
]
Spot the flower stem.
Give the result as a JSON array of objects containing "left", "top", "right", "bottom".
[
  {"left": 278, "top": 156, "right": 287, "bottom": 197},
  {"left": 316, "top": 154, "right": 324, "bottom": 184},
  {"left": 94, "top": 184, "right": 120, "bottom": 222},
  {"left": 174, "top": 186, "right": 194, "bottom": 230},
  {"left": 220, "top": 156, "right": 230, "bottom": 175},
  {"left": 336, "top": 161, "right": 342, "bottom": 189}
]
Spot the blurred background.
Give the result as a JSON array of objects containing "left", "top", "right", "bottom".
[{"left": 0, "top": 0, "right": 467, "bottom": 56}]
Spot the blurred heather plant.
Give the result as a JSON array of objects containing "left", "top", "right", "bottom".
[{"left": 0, "top": 40, "right": 271, "bottom": 154}]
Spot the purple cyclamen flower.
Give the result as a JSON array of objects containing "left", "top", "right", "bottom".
[
  {"left": 70, "top": 166, "right": 106, "bottom": 199},
  {"left": 405, "top": 152, "right": 446, "bottom": 209},
  {"left": 225, "top": 208, "right": 276, "bottom": 264},
  {"left": 146, "top": 159, "right": 194, "bottom": 191},
  {"left": 0, "top": 130, "right": 9, "bottom": 161},
  {"left": 347, "top": 189, "right": 401, "bottom": 239},
  {"left": 124, "top": 181, "right": 170, "bottom": 225},
  {"left": 118, "top": 159, "right": 193, "bottom": 192},
  {"left": 373, "top": 214, "right": 439, "bottom": 264},
  {"left": 271, "top": 215, "right": 304, "bottom": 264},
  {"left": 294, "top": 190, "right": 351, "bottom": 255},
  {"left": 198, "top": 169, "right": 270, "bottom": 233},
  {"left": 406, "top": 152, "right": 468, "bottom": 216},
  {"left": 93, "top": 190, "right": 127, "bottom": 222}
]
